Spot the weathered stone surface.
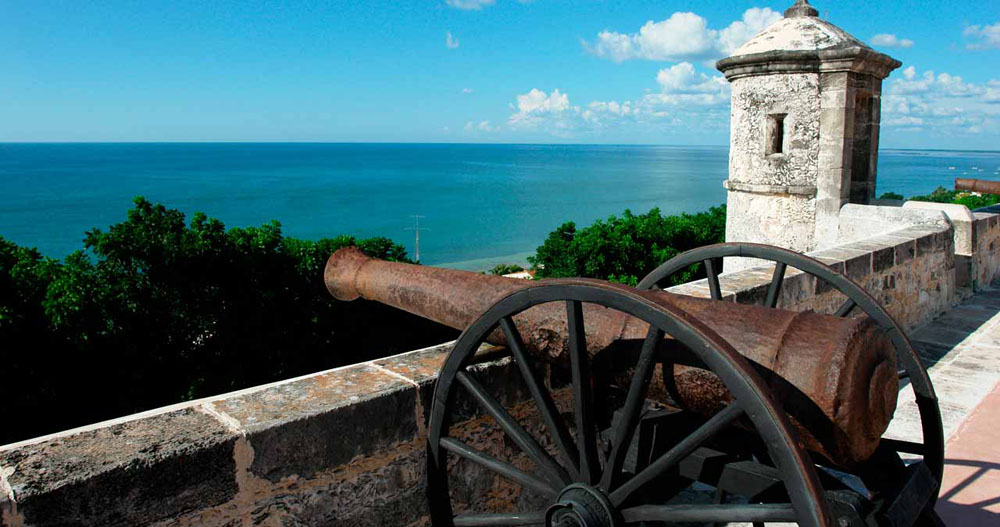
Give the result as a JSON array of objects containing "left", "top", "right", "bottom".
[
  {"left": 728, "top": 73, "right": 820, "bottom": 189},
  {"left": 838, "top": 204, "right": 949, "bottom": 244},
  {"left": 904, "top": 201, "right": 975, "bottom": 254},
  {"left": 725, "top": 191, "right": 817, "bottom": 271},
  {"left": 841, "top": 240, "right": 895, "bottom": 273},
  {"left": 375, "top": 343, "right": 451, "bottom": 386},
  {"left": 209, "top": 364, "right": 417, "bottom": 482},
  {"left": 971, "top": 212, "right": 1000, "bottom": 289},
  {"left": 375, "top": 343, "right": 453, "bottom": 424},
  {"left": 719, "top": 6, "right": 899, "bottom": 258},
  {"left": 888, "top": 236, "right": 917, "bottom": 264},
  {"left": 727, "top": 267, "right": 775, "bottom": 304},
  {"left": 916, "top": 229, "right": 953, "bottom": 258},
  {"left": 0, "top": 409, "right": 238, "bottom": 526},
  {"left": 729, "top": 14, "right": 869, "bottom": 57}
]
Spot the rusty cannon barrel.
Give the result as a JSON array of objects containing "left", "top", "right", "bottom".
[
  {"left": 325, "top": 247, "right": 897, "bottom": 466},
  {"left": 956, "top": 177, "right": 1000, "bottom": 195}
]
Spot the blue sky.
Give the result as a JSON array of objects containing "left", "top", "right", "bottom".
[{"left": 1, "top": 0, "right": 998, "bottom": 149}]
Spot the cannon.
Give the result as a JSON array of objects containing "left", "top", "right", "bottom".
[
  {"left": 325, "top": 243, "right": 944, "bottom": 527},
  {"left": 955, "top": 177, "right": 1000, "bottom": 195}
]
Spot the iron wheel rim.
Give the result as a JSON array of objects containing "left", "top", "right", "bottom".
[
  {"left": 637, "top": 242, "right": 945, "bottom": 502},
  {"left": 426, "top": 280, "right": 833, "bottom": 526}
]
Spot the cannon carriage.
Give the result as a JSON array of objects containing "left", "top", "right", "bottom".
[{"left": 325, "top": 243, "right": 945, "bottom": 527}]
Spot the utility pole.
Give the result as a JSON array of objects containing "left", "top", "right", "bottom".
[{"left": 404, "top": 215, "right": 428, "bottom": 263}]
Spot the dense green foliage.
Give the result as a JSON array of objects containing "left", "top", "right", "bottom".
[
  {"left": 528, "top": 206, "right": 727, "bottom": 286},
  {"left": 488, "top": 263, "right": 525, "bottom": 276},
  {"left": 0, "top": 198, "right": 456, "bottom": 444},
  {"left": 906, "top": 186, "right": 1000, "bottom": 210},
  {"left": 877, "top": 191, "right": 905, "bottom": 201}
]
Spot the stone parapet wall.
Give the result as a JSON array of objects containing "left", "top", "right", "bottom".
[
  {"left": 1, "top": 343, "right": 458, "bottom": 526},
  {"left": 670, "top": 221, "right": 957, "bottom": 330},
  {"left": 5, "top": 205, "right": 1000, "bottom": 526},
  {"left": 967, "top": 212, "right": 1000, "bottom": 291}
]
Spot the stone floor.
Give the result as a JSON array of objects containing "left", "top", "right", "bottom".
[
  {"left": 916, "top": 289, "right": 1000, "bottom": 524},
  {"left": 936, "top": 383, "right": 1000, "bottom": 524},
  {"left": 884, "top": 288, "right": 1000, "bottom": 525}
]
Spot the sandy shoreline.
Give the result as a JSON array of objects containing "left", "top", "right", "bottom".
[{"left": 432, "top": 250, "right": 535, "bottom": 272}]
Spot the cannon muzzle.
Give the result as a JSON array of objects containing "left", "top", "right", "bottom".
[{"left": 325, "top": 247, "right": 897, "bottom": 466}]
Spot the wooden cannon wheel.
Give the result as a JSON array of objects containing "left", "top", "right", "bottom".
[
  {"left": 427, "top": 280, "right": 833, "bottom": 526},
  {"left": 638, "top": 242, "right": 945, "bottom": 523}
]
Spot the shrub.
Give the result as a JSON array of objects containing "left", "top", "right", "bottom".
[
  {"left": 0, "top": 197, "right": 456, "bottom": 443},
  {"left": 907, "top": 186, "right": 1000, "bottom": 210},
  {"left": 528, "top": 205, "right": 727, "bottom": 286},
  {"left": 488, "top": 263, "right": 525, "bottom": 276}
]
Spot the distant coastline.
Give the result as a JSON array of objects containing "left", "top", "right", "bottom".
[{"left": 436, "top": 250, "right": 536, "bottom": 271}]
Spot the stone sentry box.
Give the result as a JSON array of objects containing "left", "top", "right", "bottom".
[{"left": 717, "top": 0, "right": 901, "bottom": 262}]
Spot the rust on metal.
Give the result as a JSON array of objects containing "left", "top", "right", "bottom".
[
  {"left": 956, "top": 177, "right": 1000, "bottom": 195},
  {"left": 325, "top": 247, "right": 897, "bottom": 466}
]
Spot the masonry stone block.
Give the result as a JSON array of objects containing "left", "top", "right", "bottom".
[
  {"left": 0, "top": 409, "right": 238, "bottom": 526},
  {"left": 209, "top": 365, "right": 418, "bottom": 482}
]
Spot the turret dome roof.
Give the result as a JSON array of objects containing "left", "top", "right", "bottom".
[{"left": 732, "top": 14, "right": 870, "bottom": 57}]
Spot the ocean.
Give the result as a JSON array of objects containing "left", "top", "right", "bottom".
[{"left": 1, "top": 143, "right": 999, "bottom": 270}]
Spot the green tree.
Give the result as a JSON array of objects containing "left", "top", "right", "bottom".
[
  {"left": 528, "top": 205, "right": 726, "bottom": 286},
  {"left": 0, "top": 197, "right": 454, "bottom": 444},
  {"left": 907, "top": 186, "right": 1000, "bottom": 210},
  {"left": 488, "top": 263, "right": 525, "bottom": 276}
]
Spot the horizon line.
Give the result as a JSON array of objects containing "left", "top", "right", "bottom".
[{"left": 1, "top": 141, "right": 998, "bottom": 154}]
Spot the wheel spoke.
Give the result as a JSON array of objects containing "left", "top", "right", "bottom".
[
  {"left": 705, "top": 258, "right": 722, "bottom": 300},
  {"left": 881, "top": 438, "right": 926, "bottom": 455},
  {"left": 456, "top": 370, "right": 571, "bottom": 486},
  {"left": 440, "top": 437, "right": 558, "bottom": 498},
  {"left": 835, "top": 297, "right": 856, "bottom": 317},
  {"left": 610, "top": 403, "right": 744, "bottom": 506},
  {"left": 453, "top": 511, "right": 546, "bottom": 526},
  {"left": 621, "top": 503, "right": 797, "bottom": 523},
  {"left": 599, "top": 326, "right": 664, "bottom": 492},
  {"left": 765, "top": 262, "right": 786, "bottom": 308},
  {"left": 500, "top": 316, "right": 580, "bottom": 478},
  {"left": 567, "top": 300, "right": 599, "bottom": 485}
]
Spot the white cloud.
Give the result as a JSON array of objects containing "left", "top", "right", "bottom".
[
  {"left": 501, "top": 62, "right": 732, "bottom": 137},
  {"left": 641, "top": 92, "right": 730, "bottom": 108},
  {"left": 883, "top": 116, "right": 925, "bottom": 127},
  {"left": 585, "top": 7, "right": 781, "bottom": 62},
  {"left": 509, "top": 88, "right": 576, "bottom": 130},
  {"left": 464, "top": 120, "right": 496, "bottom": 132},
  {"left": 716, "top": 7, "right": 784, "bottom": 55},
  {"left": 586, "top": 100, "right": 637, "bottom": 117},
  {"left": 987, "top": 81, "right": 1000, "bottom": 103},
  {"left": 871, "top": 33, "right": 914, "bottom": 48},
  {"left": 515, "top": 88, "right": 570, "bottom": 114},
  {"left": 446, "top": 31, "right": 460, "bottom": 49},
  {"left": 446, "top": 0, "right": 495, "bottom": 10},
  {"left": 655, "top": 62, "right": 728, "bottom": 94},
  {"left": 893, "top": 69, "right": 988, "bottom": 98},
  {"left": 883, "top": 66, "right": 1000, "bottom": 137},
  {"left": 461, "top": 87, "right": 474, "bottom": 94},
  {"left": 964, "top": 23, "right": 1000, "bottom": 50},
  {"left": 446, "top": 0, "right": 533, "bottom": 9}
]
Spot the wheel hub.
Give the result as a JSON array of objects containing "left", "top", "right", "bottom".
[{"left": 545, "top": 484, "right": 617, "bottom": 527}]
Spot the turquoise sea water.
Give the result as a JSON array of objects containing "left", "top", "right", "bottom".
[{"left": 1, "top": 143, "right": 999, "bottom": 270}]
